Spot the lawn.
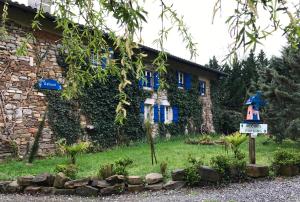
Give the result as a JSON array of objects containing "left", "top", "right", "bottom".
[{"left": 0, "top": 135, "right": 299, "bottom": 180}]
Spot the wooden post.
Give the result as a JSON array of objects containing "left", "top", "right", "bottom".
[{"left": 249, "top": 135, "right": 256, "bottom": 164}]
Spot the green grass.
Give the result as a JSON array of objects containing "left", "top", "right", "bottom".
[{"left": 0, "top": 135, "right": 299, "bottom": 180}]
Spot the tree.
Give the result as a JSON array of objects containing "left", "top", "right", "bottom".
[
  {"left": 258, "top": 46, "right": 300, "bottom": 142},
  {"left": 1, "top": 0, "right": 299, "bottom": 124}
]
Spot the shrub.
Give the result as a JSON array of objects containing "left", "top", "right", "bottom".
[
  {"left": 160, "top": 161, "right": 168, "bottom": 177},
  {"left": 185, "top": 155, "right": 203, "bottom": 186},
  {"left": 224, "top": 132, "right": 247, "bottom": 159},
  {"left": 63, "top": 141, "right": 91, "bottom": 164},
  {"left": 98, "top": 164, "right": 114, "bottom": 179},
  {"left": 271, "top": 149, "right": 299, "bottom": 175},
  {"left": 54, "top": 164, "right": 78, "bottom": 179},
  {"left": 114, "top": 157, "right": 133, "bottom": 176},
  {"left": 211, "top": 154, "right": 246, "bottom": 182}
]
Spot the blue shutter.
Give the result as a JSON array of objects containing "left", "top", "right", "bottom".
[
  {"left": 160, "top": 105, "right": 165, "bottom": 123},
  {"left": 101, "top": 57, "right": 107, "bottom": 69},
  {"left": 172, "top": 106, "right": 179, "bottom": 123},
  {"left": 184, "top": 73, "right": 191, "bottom": 90},
  {"left": 153, "top": 104, "right": 159, "bottom": 123},
  {"left": 138, "top": 78, "right": 143, "bottom": 89},
  {"left": 140, "top": 102, "right": 144, "bottom": 114},
  {"left": 153, "top": 72, "right": 160, "bottom": 91}
]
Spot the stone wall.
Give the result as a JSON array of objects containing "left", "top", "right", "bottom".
[
  {"left": 0, "top": 21, "right": 63, "bottom": 159},
  {"left": 199, "top": 77, "right": 215, "bottom": 133}
]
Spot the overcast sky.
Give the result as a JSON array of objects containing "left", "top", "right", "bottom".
[{"left": 16, "top": 0, "right": 295, "bottom": 65}]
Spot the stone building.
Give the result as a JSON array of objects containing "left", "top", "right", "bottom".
[{"left": 0, "top": 0, "right": 225, "bottom": 160}]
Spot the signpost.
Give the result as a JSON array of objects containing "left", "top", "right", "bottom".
[
  {"left": 240, "top": 91, "right": 267, "bottom": 164},
  {"left": 240, "top": 123, "right": 268, "bottom": 164},
  {"left": 38, "top": 79, "right": 62, "bottom": 91}
]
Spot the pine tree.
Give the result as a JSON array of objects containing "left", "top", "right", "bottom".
[{"left": 258, "top": 46, "right": 300, "bottom": 142}]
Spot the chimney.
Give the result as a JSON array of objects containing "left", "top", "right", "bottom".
[{"left": 28, "top": 0, "right": 52, "bottom": 13}]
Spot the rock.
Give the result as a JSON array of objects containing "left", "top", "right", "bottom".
[
  {"left": 100, "top": 183, "right": 125, "bottom": 195},
  {"left": 6, "top": 181, "right": 21, "bottom": 193},
  {"left": 278, "top": 165, "right": 299, "bottom": 177},
  {"left": 17, "top": 175, "right": 34, "bottom": 186},
  {"left": 163, "top": 180, "right": 186, "bottom": 190},
  {"left": 53, "top": 172, "right": 69, "bottom": 188},
  {"left": 145, "top": 173, "right": 163, "bottom": 185},
  {"left": 33, "top": 173, "right": 55, "bottom": 186},
  {"left": 246, "top": 164, "right": 269, "bottom": 178},
  {"left": 145, "top": 183, "right": 163, "bottom": 191},
  {"left": 53, "top": 188, "right": 76, "bottom": 196},
  {"left": 64, "top": 178, "right": 90, "bottom": 189},
  {"left": 105, "top": 175, "right": 125, "bottom": 184},
  {"left": 127, "top": 184, "right": 144, "bottom": 192},
  {"left": 75, "top": 185, "right": 99, "bottom": 197},
  {"left": 0, "top": 181, "right": 10, "bottom": 193},
  {"left": 198, "top": 166, "right": 220, "bottom": 182},
  {"left": 24, "top": 186, "right": 42, "bottom": 194},
  {"left": 171, "top": 169, "right": 186, "bottom": 181},
  {"left": 90, "top": 180, "right": 110, "bottom": 189},
  {"left": 127, "top": 176, "right": 143, "bottom": 185},
  {"left": 40, "top": 187, "right": 55, "bottom": 194}
]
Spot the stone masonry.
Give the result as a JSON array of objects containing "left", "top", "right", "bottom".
[{"left": 0, "top": 21, "right": 63, "bottom": 159}]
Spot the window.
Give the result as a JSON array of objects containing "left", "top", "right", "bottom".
[
  {"left": 178, "top": 72, "right": 184, "bottom": 88},
  {"left": 90, "top": 49, "right": 114, "bottom": 69},
  {"left": 199, "top": 80, "right": 206, "bottom": 96},
  {"left": 144, "top": 104, "right": 153, "bottom": 122},
  {"left": 90, "top": 51, "right": 101, "bottom": 66},
  {"left": 144, "top": 71, "right": 152, "bottom": 88},
  {"left": 165, "top": 106, "right": 173, "bottom": 123}
]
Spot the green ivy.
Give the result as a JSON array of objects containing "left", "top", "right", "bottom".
[
  {"left": 45, "top": 91, "right": 81, "bottom": 145},
  {"left": 79, "top": 73, "right": 146, "bottom": 148},
  {"left": 160, "top": 70, "right": 203, "bottom": 136}
]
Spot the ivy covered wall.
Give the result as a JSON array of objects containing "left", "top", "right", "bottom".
[{"left": 159, "top": 69, "right": 203, "bottom": 136}]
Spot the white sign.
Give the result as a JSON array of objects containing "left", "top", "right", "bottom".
[{"left": 240, "top": 123, "right": 268, "bottom": 134}]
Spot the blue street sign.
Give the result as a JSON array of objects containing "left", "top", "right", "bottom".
[{"left": 38, "top": 79, "right": 62, "bottom": 91}]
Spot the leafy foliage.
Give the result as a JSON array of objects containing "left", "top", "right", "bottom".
[
  {"left": 46, "top": 91, "right": 81, "bottom": 145},
  {"left": 224, "top": 132, "right": 247, "bottom": 159},
  {"left": 184, "top": 155, "right": 203, "bottom": 186},
  {"left": 258, "top": 46, "right": 300, "bottom": 142},
  {"left": 97, "top": 157, "right": 133, "bottom": 179},
  {"left": 209, "top": 51, "right": 269, "bottom": 134},
  {"left": 271, "top": 149, "right": 300, "bottom": 175},
  {"left": 54, "top": 164, "right": 78, "bottom": 179},
  {"left": 59, "top": 141, "right": 90, "bottom": 164},
  {"left": 211, "top": 154, "right": 246, "bottom": 182}
]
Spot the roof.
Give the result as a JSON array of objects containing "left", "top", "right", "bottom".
[{"left": 1, "top": 0, "right": 226, "bottom": 76}]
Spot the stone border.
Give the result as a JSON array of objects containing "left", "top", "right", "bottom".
[{"left": 0, "top": 164, "right": 298, "bottom": 197}]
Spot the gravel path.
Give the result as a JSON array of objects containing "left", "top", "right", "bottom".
[{"left": 0, "top": 176, "right": 299, "bottom": 202}]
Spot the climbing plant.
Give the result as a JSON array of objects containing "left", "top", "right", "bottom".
[
  {"left": 160, "top": 70, "right": 203, "bottom": 136},
  {"left": 45, "top": 91, "right": 81, "bottom": 145}
]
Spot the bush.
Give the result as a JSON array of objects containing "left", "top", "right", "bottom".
[
  {"left": 63, "top": 141, "right": 91, "bottom": 164},
  {"left": 271, "top": 149, "right": 299, "bottom": 175},
  {"left": 98, "top": 157, "right": 133, "bottom": 179},
  {"left": 114, "top": 157, "right": 133, "bottom": 176},
  {"left": 98, "top": 164, "right": 114, "bottom": 179},
  {"left": 54, "top": 164, "right": 78, "bottom": 179},
  {"left": 160, "top": 161, "right": 168, "bottom": 177},
  {"left": 211, "top": 154, "right": 246, "bottom": 182},
  {"left": 184, "top": 155, "right": 203, "bottom": 186}
]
